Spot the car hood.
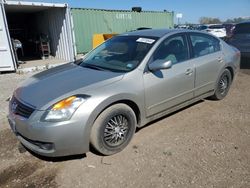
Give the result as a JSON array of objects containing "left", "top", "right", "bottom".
[{"left": 14, "top": 63, "right": 124, "bottom": 110}]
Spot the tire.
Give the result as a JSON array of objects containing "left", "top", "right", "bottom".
[
  {"left": 90, "top": 103, "right": 136, "bottom": 155},
  {"left": 211, "top": 69, "right": 232, "bottom": 100}
]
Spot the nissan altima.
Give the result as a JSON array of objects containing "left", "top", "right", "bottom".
[{"left": 8, "top": 29, "right": 240, "bottom": 157}]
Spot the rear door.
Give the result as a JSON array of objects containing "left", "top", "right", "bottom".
[
  {"left": 188, "top": 32, "right": 224, "bottom": 96},
  {"left": 0, "top": 1, "right": 16, "bottom": 72}
]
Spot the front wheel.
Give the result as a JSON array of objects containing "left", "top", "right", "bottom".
[
  {"left": 90, "top": 104, "right": 136, "bottom": 155},
  {"left": 211, "top": 69, "right": 232, "bottom": 100}
]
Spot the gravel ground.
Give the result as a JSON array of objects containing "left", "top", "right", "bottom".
[{"left": 0, "top": 68, "right": 249, "bottom": 188}]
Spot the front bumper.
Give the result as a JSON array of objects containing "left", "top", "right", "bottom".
[{"left": 7, "top": 109, "right": 91, "bottom": 157}]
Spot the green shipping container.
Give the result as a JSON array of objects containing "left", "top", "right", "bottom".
[{"left": 71, "top": 8, "right": 174, "bottom": 53}]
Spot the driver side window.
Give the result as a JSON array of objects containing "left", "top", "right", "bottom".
[{"left": 152, "top": 35, "right": 189, "bottom": 64}]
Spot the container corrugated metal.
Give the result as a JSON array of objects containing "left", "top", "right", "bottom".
[
  {"left": 71, "top": 8, "right": 174, "bottom": 53},
  {"left": 44, "top": 8, "right": 75, "bottom": 61},
  {"left": 34, "top": 7, "right": 75, "bottom": 61}
]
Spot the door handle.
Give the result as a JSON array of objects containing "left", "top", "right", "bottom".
[
  {"left": 218, "top": 57, "right": 224, "bottom": 63},
  {"left": 185, "top": 68, "right": 193, "bottom": 75}
]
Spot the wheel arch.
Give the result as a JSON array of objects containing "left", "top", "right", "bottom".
[
  {"left": 89, "top": 101, "right": 139, "bottom": 155},
  {"left": 215, "top": 65, "right": 235, "bottom": 90},
  {"left": 91, "top": 98, "right": 142, "bottom": 127},
  {"left": 109, "top": 99, "right": 141, "bottom": 126},
  {"left": 225, "top": 66, "right": 234, "bottom": 80},
  {"left": 84, "top": 95, "right": 143, "bottom": 150}
]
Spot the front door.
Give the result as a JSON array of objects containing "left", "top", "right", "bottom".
[{"left": 144, "top": 34, "right": 195, "bottom": 117}]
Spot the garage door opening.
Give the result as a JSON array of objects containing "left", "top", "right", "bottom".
[{"left": 3, "top": 1, "right": 75, "bottom": 70}]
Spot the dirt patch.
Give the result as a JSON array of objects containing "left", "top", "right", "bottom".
[
  {"left": 0, "top": 128, "right": 59, "bottom": 188},
  {"left": 0, "top": 161, "right": 42, "bottom": 186},
  {"left": 0, "top": 129, "right": 19, "bottom": 159},
  {"left": 0, "top": 159, "right": 58, "bottom": 188},
  {"left": 20, "top": 167, "right": 58, "bottom": 188}
]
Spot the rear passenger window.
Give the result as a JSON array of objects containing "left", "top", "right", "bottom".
[{"left": 190, "top": 34, "right": 220, "bottom": 57}]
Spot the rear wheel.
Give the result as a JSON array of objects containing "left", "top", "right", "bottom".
[
  {"left": 90, "top": 103, "right": 136, "bottom": 155},
  {"left": 211, "top": 69, "right": 232, "bottom": 100}
]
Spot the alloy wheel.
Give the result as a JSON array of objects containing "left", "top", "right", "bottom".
[
  {"left": 104, "top": 115, "right": 129, "bottom": 147},
  {"left": 218, "top": 75, "right": 228, "bottom": 95}
]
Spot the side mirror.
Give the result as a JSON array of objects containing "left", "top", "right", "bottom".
[{"left": 148, "top": 60, "right": 172, "bottom": 72}]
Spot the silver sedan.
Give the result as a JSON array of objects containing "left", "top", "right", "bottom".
[{"left": 8, "top": 29, "right": 240, "bottom": 157}]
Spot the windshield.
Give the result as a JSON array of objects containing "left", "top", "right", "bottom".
[{"left": 79, "top": 35, "right": 158, "bottom": 72}]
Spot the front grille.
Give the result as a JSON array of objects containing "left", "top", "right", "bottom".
[{"left": 11, "top": 97, "right": 35, "bottom": 119}]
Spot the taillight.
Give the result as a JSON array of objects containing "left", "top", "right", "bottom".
[
  {"left": 230, "top": 46, "right": 241, "bottom": 57},
  {"left": 233, "top": 48, "right": 241, "bottom": 57},
  {"left": 236, "top": 51, "right": 241, "bottom": 57}
]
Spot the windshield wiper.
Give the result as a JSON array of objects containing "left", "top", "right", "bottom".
[
  {"left": 81, "top": 63, "right": 125, "bottom": 73},
  {"left": 81, "top": 64, "right": 108, "bottom": 71}
]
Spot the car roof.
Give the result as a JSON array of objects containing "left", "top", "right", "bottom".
[
  {"left": 119, "top": 28, "right": 220, "bottom": 40},
  {"left": 121, "top": 29, "right": 181, "bottom": 38},
  {"left": 236, "top": 20, "right": 250, "bottom": 25}
]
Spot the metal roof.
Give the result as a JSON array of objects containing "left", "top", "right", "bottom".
[
  {"left": 4, "top": 0, "right": 67, "bottom": 13},
  {"left": 122, "top": 28, "right": 222, "bottom": 38},
  {"left": 71, "top": 7, "right": 173, "bottom": 14}
]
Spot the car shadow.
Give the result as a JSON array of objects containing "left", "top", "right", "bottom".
[
  {"left": 136, "top": 99, "right": 204, "bottom": 132},
  {"left": 0, "top": 70, "right": 16, "bottom": 75},
  {"left": 20, "top": 144, "right": 86, "bottom": 162}
]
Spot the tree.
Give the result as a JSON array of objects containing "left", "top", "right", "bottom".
[{"left": 199, "top": 17, "right": 222, "bottom": 24}]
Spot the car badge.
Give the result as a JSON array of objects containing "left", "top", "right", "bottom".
[{"left": 11, "top": 101, "right": 18, "bottom": 113}]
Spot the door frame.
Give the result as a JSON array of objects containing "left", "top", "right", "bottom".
[{"left": 0, "top": 0, "right": 16, "bottom": 72}]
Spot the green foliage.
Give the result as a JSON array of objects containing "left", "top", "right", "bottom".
[
  {"left": 199, "top": 17, "right": 250, "bottom": 24},
  {"left": 224, "top": 17, "right": 250, "bottom": 23}
]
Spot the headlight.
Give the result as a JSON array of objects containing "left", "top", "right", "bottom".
[{"left": 43, "top": 95, "right": 88, "bottom": 122}]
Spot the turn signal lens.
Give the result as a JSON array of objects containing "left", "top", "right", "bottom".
[
  {"left": 43, "top": 95, "right": 88, "bottom": 122},
  {"left": 52, "top": 96, "right": 77, "bottom": 110}
]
